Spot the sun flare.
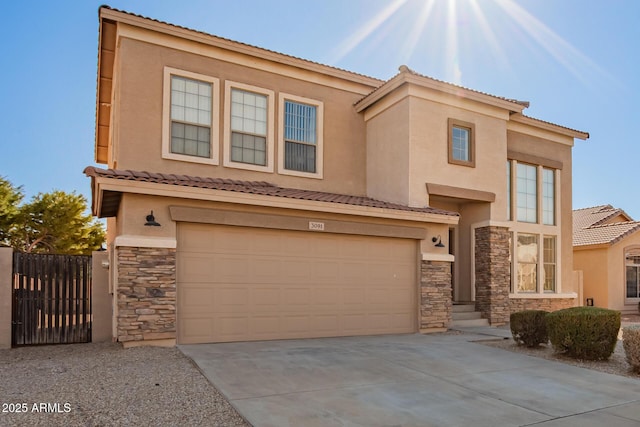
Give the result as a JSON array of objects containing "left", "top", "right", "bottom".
[{"left": 327, "top": 0, "right": 610, "bottom": 88}]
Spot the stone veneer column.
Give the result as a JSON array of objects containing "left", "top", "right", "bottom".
[
  {"left": 117, "top": 247, "right": 176, "bottom": 345},
  {"left": 420, "top": 260, "right": 452, "bottom": 331},
  {"left": 474, "top": 226, "right": 510, "bottom": 326}
]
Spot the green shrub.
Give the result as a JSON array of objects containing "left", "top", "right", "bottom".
[
  {"left": 510, "top": 310, "right": 548, "bottom": 347},
  {"left": 623, "top": 326, "right": 640, "bottom": 373},
  {"left": 546, "top": 307, "right": 620, "bottom": 361}
]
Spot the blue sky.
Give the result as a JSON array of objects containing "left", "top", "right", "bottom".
[{"left": 1, "top": 0, "right": 638, "bottom": 218}]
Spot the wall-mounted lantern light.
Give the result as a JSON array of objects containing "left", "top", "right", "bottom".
[
  {"left": 432, "top": 235, "right": 445, "bottom": 248},
  {"left": 586, "top": 298, "right": 594, "bottom": 307},
  {"left": 144, "top": 210, "right": 161, "bottom": 227}
]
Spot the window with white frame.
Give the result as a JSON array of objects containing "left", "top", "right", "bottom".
[
  {"left": 278, "top": 93, "right": 323, "bottom": 178},
  {"left": 508, "top": 160, "right": 560, "bottom": 294},
  {"left": 507, "top": 161, "right": 512, "bottom": 220},
  {"left": 542, "top": 168, "right": 555, "bottom": 225},
  {"left": 162, "top": 68, "right": 220, "bottom": 165},
  {"left": 511, "top": 233, "right": 558, "bottom": 294},
  {"left": 517, "top": 233, "right": 538, "bottom": 292},
  {"left": 516, "top": 163, "right": 537, "bottom": 223},
  {"left": 543, "top": 236, "right": 556, "bottom": 292},
  {"left": 223, "top": 81, "right": 274, "bottom": 172}
]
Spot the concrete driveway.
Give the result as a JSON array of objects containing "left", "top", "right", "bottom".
[{"left": 180, "top": 329, "right": 640, "bottom": 427}]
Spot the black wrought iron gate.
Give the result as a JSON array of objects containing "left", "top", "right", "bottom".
[{"left": 12, "top": 253, "right": 92, "bottom": 346}]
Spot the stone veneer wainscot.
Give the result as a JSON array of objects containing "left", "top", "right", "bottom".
[
  {"left": 117, "top": 246, "right": 176, "bottom": 343},
  {"left": 475, "top": 226, "right": 511, "bottom": 326},
  {"left": 510, "top": 298, "right": 576, "bottom": 313},
  {"left": 420, "top": 260, "right": 452, "bottom": 331}
]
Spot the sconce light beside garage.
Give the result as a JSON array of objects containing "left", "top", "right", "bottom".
[
  {"left": 432, "top": 235, "right": 445, "bottom": 248},
  {"left": 144, "top": 210, "right": 161, "bottom": 227},
  {"left": 586, "top": 298, "right": 594, "bottom": 307}
]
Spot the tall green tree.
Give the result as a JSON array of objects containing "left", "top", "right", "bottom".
[
  {"left": 0, "top": 177, "right": 105, "bottom": 254},
  {"left": 0, "top": 177, "right": 24, "bottom": 246}
]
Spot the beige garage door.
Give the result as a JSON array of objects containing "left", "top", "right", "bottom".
[{"left": 177, "top": 223, "right": 417, "bottom": 344}]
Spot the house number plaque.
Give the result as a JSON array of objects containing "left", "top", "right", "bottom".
[{"left": 308, "top": 221, "right": 325, "bottom": 231}]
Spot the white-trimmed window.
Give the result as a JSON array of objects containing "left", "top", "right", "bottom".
[
  {"left": 510, "top": 232, "right": 559, "bottom": 294},
  {"left": 542, "top": 168, "right": 555, "bottom": 225},
  {"left": 223, "top": 81, "right": 274, "bottom": 172},
  {"left": 543, "top": 236, "right": 556, "bottom": 292},
  {"left": 507, "top": 160, "right": 512, "bottom": 220},
  {"left": 516, "top": 233, "right": 538, "bottom": 292},
  {"left": 509, "top": 161, "right": 558, "bottom": 225},
  {"left": 162, "top": 67, "right": 220, "bottom": 165},
  {"left": 278, "top": 93, "right": 323, "bottom": 179},
  {"left": 516, "top": 163, "right": 537, "bottom": 223}
]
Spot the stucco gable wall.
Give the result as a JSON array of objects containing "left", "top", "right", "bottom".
[
  {"left": 365, "top": 97, "right": 411, "bottom": 206},
  {"left": 408, "top": 96, "right": 508, "bottom": 211}
]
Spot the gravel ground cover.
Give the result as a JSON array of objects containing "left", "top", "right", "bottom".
[
  {"left": 481, "top": 314, "right": 640, "bottom": 380},
  {"left": 3, "top": 315, "right": 638, "bottom": 426},
  {"left": 0, "top": 342, "right": 249, "bottom": 427}
]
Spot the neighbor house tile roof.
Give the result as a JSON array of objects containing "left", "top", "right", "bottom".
[
  {"left": 573, "top": 205, "right": 640, "bottom": 247},
  {"left": 84, "top": 166, "right": 459, "bottom": 218}
]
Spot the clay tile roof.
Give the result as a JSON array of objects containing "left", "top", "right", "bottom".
[
  {"left": 84, "top": 166, "right": 458, "bottom": 217},
  {"left": 355, "top": 65, "right": 529, "bottom": 110},
  {"left": 100, "top": 6, "right": 382, "bottom": 86},
  {"left": 573, "top": 205, "right": 640, "bottom": 247}
]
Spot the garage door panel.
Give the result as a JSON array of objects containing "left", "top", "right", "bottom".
[
  {"left": 218, "top": 315, "right": 249, "bottom": 340},
  {"left": 284, "top": 288, "right": 311, "bottom": 305},
  {"left": 180, "top": 285, "right": 215, "bottom": 311},
  {"left": 178, "top": 224, "right": 417, "bottom": 343},
  {"left": 216, "top": 287, "right": 249, "bottom": 312},
  {"left": 178, "top": 254, "right": 217, "bottom": 283}
]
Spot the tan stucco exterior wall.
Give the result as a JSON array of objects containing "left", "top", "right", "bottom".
[
  {"left": 91, "top": 251, "right": 112, "bottom": 342},
  {"left": 365, "top": 96, "right": 411, "bottom": 205},
  {"left": 409, "top": 96, "right": 508, "bottom": 213},
  {"left": 574, "top": 247, "right": 609, "bottom": 308},
  {"left": 112, "top": 37, "right": 371, "bottom": 196},
  {"left": 115, "top": 193, "right": 452, "bottom": 249},
  {"left": 577, "top": 234, "right": 640, "bottom": 313},
  {"left": 0, "top": 247, "right": 12, "bottom": 349}
]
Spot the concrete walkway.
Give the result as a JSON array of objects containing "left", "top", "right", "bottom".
[{"left": 180, "top": 329, "right": 640, "bottom": 427}]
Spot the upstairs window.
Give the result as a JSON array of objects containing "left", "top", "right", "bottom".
[
  {"left": 542, "top": 168, "right": 555, "bottom": 225},
  {"left": 285, "top": 101, "right": 316, "bottom": 172},
  {"left": 448, "top": 119, "right": 475, "bottom": 167},
  {"left": 171, "top": 76, "right": 212, "bottom": 158},
  {"left": 162, "top": 68, "right": 219, "bottom": 165},
  {"left": 278, "top": 94, "right": 323, "bottom": 178},
  {"left": 223, "top": 81, "right": 274, "bottom": 172},
  {"left": 231, "top": 89, "right": 267, "bottom": 165},
  {"left": 516, "top": 163, "right": 537, "bottom": 223}
]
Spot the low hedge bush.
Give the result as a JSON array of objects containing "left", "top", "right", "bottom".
[
  {"left": 623, "top": 326, "right": 640, "bottom": 373},
  {"left": 546, "top": 307, "right": 620, "bottom": 361},
  {"left": 510, "top": 310, "right": 548, "bottom": 347}
]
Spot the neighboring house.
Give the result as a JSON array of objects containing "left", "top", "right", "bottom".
[
  {"left": 86, "top": 6, "right": 589, "bottom": 347},
  {"left": 574, "top": 205, "right": 640, "bottom": 313}
]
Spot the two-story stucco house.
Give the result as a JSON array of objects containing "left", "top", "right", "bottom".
[{"left": 86, "top": 6, "right": 589, "bottom": 347}]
